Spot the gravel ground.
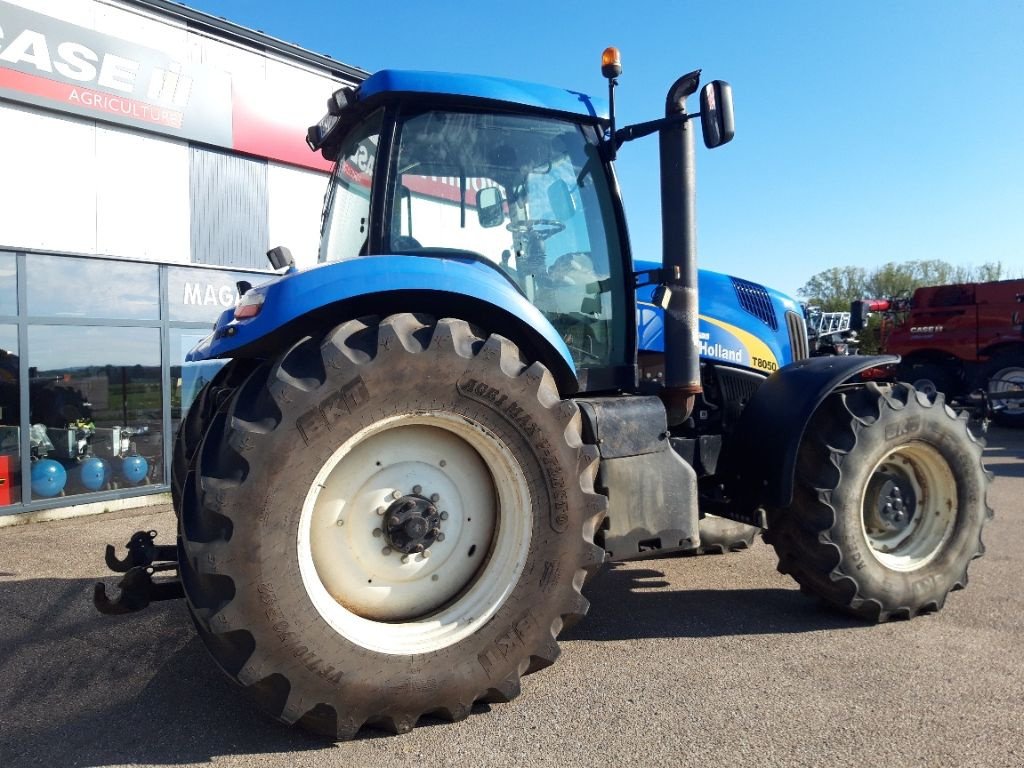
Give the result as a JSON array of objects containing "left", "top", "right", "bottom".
[{"left": 1, "top": 427, "right": 1021, "bottom": 768}]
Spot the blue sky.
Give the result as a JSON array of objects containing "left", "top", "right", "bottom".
[{"left": 190, "top": 0, "right": 1023, "bottom": 297}]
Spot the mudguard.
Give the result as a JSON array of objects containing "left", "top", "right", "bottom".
[
  {"left": 722, "top": 354, "right": 900, "bottom": 513},
  {"left": 186, "top": 254, "right": 577, "bottom": 389}
]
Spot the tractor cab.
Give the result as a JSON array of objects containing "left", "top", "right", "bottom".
[{"left": 311, "top": 70, "right": 632, "bottom": 378}]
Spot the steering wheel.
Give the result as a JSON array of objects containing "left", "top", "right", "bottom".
[{"left": 506, "top": 219, "right": 565, "bottom": 241}]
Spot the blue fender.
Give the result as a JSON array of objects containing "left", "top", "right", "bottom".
[
  {"left": 721, "top": 354, "right": 900, "bottom": 511},
  {"left": 187, "top": 254, "right": 577, "bottom": 389}
]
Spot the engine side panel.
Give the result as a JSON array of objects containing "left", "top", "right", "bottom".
[{"left": 635, "top": 261, "right": 806, "bottom": 376}]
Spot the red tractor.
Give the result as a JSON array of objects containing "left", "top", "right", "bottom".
[{"left": 859, "top": 279, "right": 1024, "bottom": 427}]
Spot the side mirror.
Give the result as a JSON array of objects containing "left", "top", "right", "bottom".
[
  {"left": 267, "top": 245, "right": 294, "bottom": 271},
  {"left": 477, "top": 186, "right": 505, "bottom": 228},
  {"left": 699, "top": 80, "right": 735, "bottom": 149}
]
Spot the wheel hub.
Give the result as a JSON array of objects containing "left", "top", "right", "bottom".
[
  {"left": 383, "top": 493, "right": 442, "bottom": 555},
  {"left": 865, "top": 471, "right": 917, "bottom": 533}
]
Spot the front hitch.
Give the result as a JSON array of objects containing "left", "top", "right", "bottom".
[{"left": 94, "top": 530, "right": 184, "bottom": 615}]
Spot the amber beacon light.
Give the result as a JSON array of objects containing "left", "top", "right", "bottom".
[{"left": 601, "top": 47, "right": 622, "bottom": 79}]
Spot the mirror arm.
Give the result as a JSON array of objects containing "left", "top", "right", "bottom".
[{"left": 614, "top": 112, "right": 696, "bottom": 150}]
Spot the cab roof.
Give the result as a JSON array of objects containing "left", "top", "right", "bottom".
[{"left": 357, "top": 69, "right": 609, "bottom": 122}]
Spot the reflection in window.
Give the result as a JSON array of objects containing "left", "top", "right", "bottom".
[
  {"left": 27, "top": 254, "right": 159, "bottom": 320},
  {"left": 0, "top": 325, "right": 20, "bottom": 505},
  {"left": 0, "top": 253, "right": 16, "bottom": 316},
  {"left": 170, "top": 327, "right": 226, "bottom": 439},
  {"left": 27, "top": 326, "right": 163, "bottom": 500}
]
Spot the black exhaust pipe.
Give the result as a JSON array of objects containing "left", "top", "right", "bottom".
[{"left": 658, "top": 70, "right": 703, "bottom": 425}]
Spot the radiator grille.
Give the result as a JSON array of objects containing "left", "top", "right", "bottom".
[
  {"left": 730, "top": 277, "right": 778, "bottom": 330},
  {"left": 786, "top": 310, "right": 810, "bottom": 361}
]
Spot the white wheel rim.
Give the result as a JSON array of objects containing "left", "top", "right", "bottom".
[
  {"left": 989, "top": 365, "right": 1024, "bottom": 416},
  {"left": 297, "top": 413, "right": 533, "bottom": 655},
  {"left": 860, "top": 441, "right": 958, "bottom": 571}
]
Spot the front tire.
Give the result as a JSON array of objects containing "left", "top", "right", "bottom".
[
  {"left": 985, "top": 353, "right": 1024, "bottom": 428},
  {"left": 765, "top": 382, "right": 991, "bottom": 621},
  {"left": 178, "top": 314, "right": 605, "bottom": 738}
]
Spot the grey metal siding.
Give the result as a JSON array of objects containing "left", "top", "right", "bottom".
[{"left": 190, "top": 147, "right": 268, "bottom": 268}]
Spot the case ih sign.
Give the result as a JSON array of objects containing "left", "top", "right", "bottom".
[
  {"left": 0, "top": 1, "right": 233, "bottom": 145},
  {"left": 0, "top": 1, "right": 340, "bottom": 171}
]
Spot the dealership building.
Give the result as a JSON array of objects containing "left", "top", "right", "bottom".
[{"left": 0, "top": 0, "right": 367, "bottom": 520}]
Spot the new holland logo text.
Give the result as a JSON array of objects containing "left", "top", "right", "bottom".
[{"left": 698, "top": 332, "right": 744, "bottom": 363}]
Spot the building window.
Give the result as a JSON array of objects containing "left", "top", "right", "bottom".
[
  {"left": 26, "top": 255, "right": 159, "bottom": 320},
  {"left": 170, "top": 326, "right": 226, "bottom": 430},
  {"left": 0, "top": 325, "right": 20, "bottom": 506},
  {"left": 27, "top": 325, "right": 163, "bottom": 500},
  {"left": 166, "top": 266, "right": 268, "bottom": 323},
  {"left": 0, "top": 251, "right": 271, "bottom": 514},
  {"left": 0, "top": 253, "right": 17, "bottom": 315}
]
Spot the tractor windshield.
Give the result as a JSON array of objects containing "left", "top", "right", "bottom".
[
  {"left": 319, "top": 109, "right": 384, "bottom": 263},
  {"left": 319, "top": 109, "right": 627, "bottom": 370}
]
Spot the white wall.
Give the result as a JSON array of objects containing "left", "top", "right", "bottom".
[
  {"left": 0, "top": 101, "right": 98, "bottom": 254},
  {"left": 0, "top": 101, "right": 191, "bottom": 261},
  {"left": 1, "top": 0, "right": 95, "bottom": 26},
  {"left": 267, "top": 162, "right": 329, "bottom": 270},
  {"left": 95, "top": 123, "right": 190, "bottom": 262}
]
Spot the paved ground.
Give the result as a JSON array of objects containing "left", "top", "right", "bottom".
[{"left": 1, "top": 427, "right": 1022, "bottom": 768}]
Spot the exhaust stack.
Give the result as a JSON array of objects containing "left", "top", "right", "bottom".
[{"left": 657, "top": 71, "right": 703, "bottom": 425}]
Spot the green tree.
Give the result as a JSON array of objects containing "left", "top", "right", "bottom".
[{"left": 797, "top": 266, "right": 868, "bottom": 311}]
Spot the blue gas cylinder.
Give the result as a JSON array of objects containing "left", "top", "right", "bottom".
[
  {"left": 121, "top": 455, "right": 149, "bottom": 485},
  {"left": 79, "top": 457, "right": 109, "bottom": 491},
  {"left": 31, "top": 459, "right": 67, "bottom": 497}
]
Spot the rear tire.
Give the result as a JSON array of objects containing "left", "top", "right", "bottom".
[
  {"left": 178, "top": 314, "right": 605, "bottom": 738},
  {"left": 765, "top": 382, "right": 991, "bottom": 621}
]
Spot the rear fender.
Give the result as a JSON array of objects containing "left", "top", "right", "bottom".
[
  {"left": 721, "top": 355, "right": 900, "bottom": 513},
  {"left": 186, "top": 255, "right": 578, "bottom": 393}
]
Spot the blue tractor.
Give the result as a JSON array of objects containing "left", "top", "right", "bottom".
[{"left": 97, "top": 51, "right": 990, "bottom": 739}]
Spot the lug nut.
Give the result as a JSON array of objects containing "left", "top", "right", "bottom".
[
  {"left": 336, "top": 519, "right": 345, "bottom": 526},
  {"left": 422, "top": 550, "right": 430, "bottom": 559},
  {"left": 439, "top": 460, "right": 447, "bottom": 467},
  {"left": 372, "top": 528, "right": 382, "bottom": 538},
  {"left": 382, "top": 546, "right": 392, "bottom": 556},
  {"left": 401, "top": 554, "right": 410, "bottom": 563},
  {"left": 436, "top": 533, "right": 446, "bottom": 542},
  {"left": 376, "top": 506, "right": 385, "bottom": 515},
  {"left": 430, "top": 493, "right": 440, "bottom": 502},
  {"left": 440, "top": 511, "right": 449, "bottom": 521},
  {"left": 431, "top": 574, "right": 438, "bottom": 580},
  {"left": 413, "top": 485, "right": 422, "bottom": 494},
  {"left": 392, "top": 490, "right": 402, "bottom": 500}
]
